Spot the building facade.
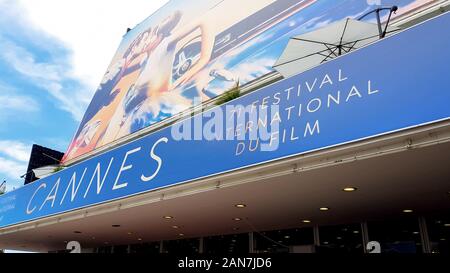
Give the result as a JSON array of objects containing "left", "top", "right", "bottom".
[{"left": 0, "top": 0, "right": 449, "bottom": 254}]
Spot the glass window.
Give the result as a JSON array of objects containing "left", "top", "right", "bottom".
[
  {"left": 427, "top": 214, "right": 450, "bottom": 254},
  {"left": 130, "top": 242, "right": 161, "bottom": 254},
  {"left": 97, "top": 246, "right": 113, "bottom": 254},
  {"left": 163, "top": 238, "right": 199, "bottom": 254},
  {"left": 368, "top": 217, "right": 422, "bottom": 253},
  {"left": 318, "top": 224, "right": 363, "bottom": 253},
  {"left": 254, "top": 228, "right": 314, "bottom": 253},
  {"left": 204, "top": 233, "right": 249, "bottom": 254},
  {"left": 113, "top": 245, "right": 128, "bottom": 254}
]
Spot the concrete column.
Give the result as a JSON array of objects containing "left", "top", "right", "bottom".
[
  {"left": 418, "top": 216, "right": 431, "bottom": 253},
  {"left": 313, "top": 226, "right": 320, "bottom": 247},
  {"left": 361, "top": 222, "right": 370, "bottom": 253},
  {"left": 249, "top": 232, "right": 255, "bottom": 253},
  {"left": 160, "top": 241, "right": 164, "bottom": 253},
  {"left": 199, "top": 237, "right": 204, "bottom": 254}
]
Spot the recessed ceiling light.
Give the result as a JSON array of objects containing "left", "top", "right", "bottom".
[
  {"left": 163, "top": 216, "right": 174, "bottom": 220},
  {"left": 343, "top": 187, "right": 357, "bottom": 192},
  {"left": 353, "top": 230, "right": 360, "bottom": 234},
  {"left": 302, "top": 220, "right": 311, "bottom": 223},
  {"left": 233, "top": 218, "right": 242, "bottom": 221},
  {"left": 235, "top": 204, "right": 247, "bottom": 208},
  {"left": 179, "top": 233, "right": 185, "bottom": 236},
  {"left": 444, "top": 224, "right": 450, "bottom": 227},
  {"left": 127, "top": 232, "right": 133, "bottom": 235},
  {"left": 112, "top": 225, "right": 121, "bottom": 228},
  {"left": 284, "top": 236, "right": 290, "bottom": 239},
  {"left": 138, "top": 238, "right": 142, "bottom": 241},
  {"left": 172, "top": 226, "right": 180, "bottom": 229},
  {"left": 319, "top": 207, "right": 330, "bottom": 211},
  {"left": 403, "top": 209, "right": 414, "bottom": 213}
]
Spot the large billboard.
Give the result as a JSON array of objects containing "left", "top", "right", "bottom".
[
  {"left": 1, "top": 11, "right": 449, "bottom": 228},
  {"left": 63, "top": 0, "right": 436, "bottom": 163}
]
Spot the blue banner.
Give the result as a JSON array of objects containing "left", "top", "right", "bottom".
[{"left": 1, "top": 13, "right": 449, "bottom": 228}]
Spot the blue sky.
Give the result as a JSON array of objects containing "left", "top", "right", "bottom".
[{"left": 0, "top": 0, "right": 168, "bottom": 192}]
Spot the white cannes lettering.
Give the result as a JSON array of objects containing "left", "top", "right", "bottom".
[
  {"left": 141, "top": 137, "right": 168, "bottom": 182},
  {"left": 24, "top": 137, "right": 170, "bottom": 216},
  {"left": 26, "top": 183, "right": 47, "bottom": 215},
  {"left": 112, "top": 147, "right": 142, "bottom": 190},
  {"left": 83, "top": 158, "right": 114, "bottom": 198},
  {"left": 60, "top": 168, "right": 87, "bottom": 205},
  {"left": 39, "top": 178, "right": 61, "bottom": 211}
]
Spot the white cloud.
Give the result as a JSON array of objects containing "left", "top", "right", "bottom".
[
  {"left": 18, "top": 0, "right": 169, "bottom": 89},
  {"left": 0, "top": 83, "right": 40, "bottom": 114},
  {"left": 0, "top": 140, "right": 32, "bottom": 192},
  {"left": 1, "top": 40, "right": 61, "bottom": 82},
  {"left": 0, "top": 70, "right": 39, "bottom": 117},
  {"left": 0, "top": 0, "right": 168, "bottom": 122},
  {"left": 0, "top": 156, "right": 27, "bottom": 179},
  {"left": 0, "top": 140, "right": 32, "bottom": 163},
  {"left": 0, "top": 38, "right": 89, "bottom": 120}
]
